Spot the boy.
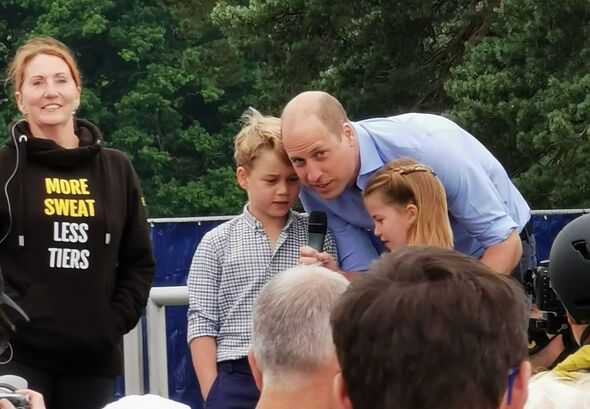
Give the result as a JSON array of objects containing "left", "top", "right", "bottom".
[{"left": 187, "top": 108, "right": 338, "bottom": 409}]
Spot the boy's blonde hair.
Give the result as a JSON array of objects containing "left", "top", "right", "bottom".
[
  {"left": 234, "top": 108, "right": 289, "bottom": 170},
  {"left": 364, "top": 158, "right": 453, "bottom": 249}
]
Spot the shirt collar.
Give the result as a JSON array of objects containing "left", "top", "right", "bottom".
[
  {"left": 352, "top": 122, "right": 386, "bottom": 190},
  {"left": 242, "top": 204, "right": 295, "bottom": 231}
]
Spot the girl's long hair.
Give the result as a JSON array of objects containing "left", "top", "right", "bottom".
[{"left": 364, "top": 158, "right": 453, "bottom": 249}]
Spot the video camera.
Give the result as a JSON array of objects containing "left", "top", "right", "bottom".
[{"left": 523, "top": 260, "right": 568, "bottom": 336}]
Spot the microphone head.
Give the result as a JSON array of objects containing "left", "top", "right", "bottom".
[
  {"left": 0, "top": 375, "right": 28, "bottom": 392},
  {"left": 308, "top": 211, "right": 327, "bottom": 235}
]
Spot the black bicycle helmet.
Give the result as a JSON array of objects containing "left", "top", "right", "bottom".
[{"left": 549, "top": 214, "right": 590, "bottom": 324}]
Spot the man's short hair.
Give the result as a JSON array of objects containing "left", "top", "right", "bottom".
[
  {"left": 251, "top": 265, "right": 349, "bottom": 385},
  {"left": 331, "top": 246, "right": 529, "bottom": 409},
  {"left": 280, "top": 91, "right": 349, "bottom": 138}
]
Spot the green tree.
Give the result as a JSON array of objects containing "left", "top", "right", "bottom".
[
  {"left": 0, "top": 0, "right": 253, "bottom": 217},
  {"left": 213, "top": 0, "right": 501, "bottom": 117},
  {"left": 445, "top": 0, "right": 590, "bottom": 208}
]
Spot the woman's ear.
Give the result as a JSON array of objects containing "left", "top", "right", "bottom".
[
  {"left": 236, "top": 167, "right": 249, "bottom": 190},
  {"left": 15, "top": 91, "right": 25, "bottom": 115},
  {"left": 74, "top": 86, "right": 81, "bottom": 111}
]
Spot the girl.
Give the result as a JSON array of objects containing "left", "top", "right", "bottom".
[{"left": 363, "top": 158, "right": 453, "bottom": 250}]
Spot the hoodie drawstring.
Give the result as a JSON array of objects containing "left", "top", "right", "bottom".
[
  {"left": 1, "top": 122, "right": 26, "bottom": 246},
  {"left": 16, "top": 134, "right": 28, "bottom": 247},
  {"left": 97, "top": 149, "right": 112, "bottom": 246}
]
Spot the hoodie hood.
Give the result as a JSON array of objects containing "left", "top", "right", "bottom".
[
  {"left": 7, "top": 118, "right": 103, "bottom": 168},
  {"left": 5, "top": 118, "right": 111, "bottom": 248}
]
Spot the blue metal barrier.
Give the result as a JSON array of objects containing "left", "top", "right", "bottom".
[
  {"left": 119, "top": 211, "right": 587, "bottom": 408},
  {"left": 150, "top": 218, "right": 230, "bottom": 408}
]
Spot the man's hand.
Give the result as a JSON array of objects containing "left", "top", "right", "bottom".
[{"left": 299, "top": 246, "right": 339, "bottom": 272}]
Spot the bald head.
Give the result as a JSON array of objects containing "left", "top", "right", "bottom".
[
  {"left": 281, "top": 91, "right": 348, "bottom": 137},
  {"left": 279, "top": 91, "right": 359, "bottom": 199}
]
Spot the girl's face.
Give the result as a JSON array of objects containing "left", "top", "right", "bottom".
[{"left": 364, "top": 193, "right": 417, "bottom": 251}]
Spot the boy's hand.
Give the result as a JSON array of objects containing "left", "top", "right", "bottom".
[
  {"left": 200, "top": 372, "right": 219, "bottom": 401},
  {"left": 299, "top": 246, "right": 339, "bottom": 272},
  {"left": 190, "top": 336, "right": 219, "bottom": 401}
]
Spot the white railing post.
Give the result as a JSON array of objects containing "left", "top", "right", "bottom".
[
  {"left": 123, "top": 320, "right": 144, "bottom": 395},
  {"left": 145, "top": 286, "right": 189, "bottom": 398}
]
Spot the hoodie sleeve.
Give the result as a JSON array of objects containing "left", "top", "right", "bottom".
[{"left": 111, "top": 159, "right": 155, "bottom": 335}]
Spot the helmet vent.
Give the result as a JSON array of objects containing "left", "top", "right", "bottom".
[{"left": 572, "top": 240, "right": 590, "bottom": 260}]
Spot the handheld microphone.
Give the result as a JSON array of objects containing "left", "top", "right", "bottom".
[{"left": 308, "top": 211, "right": 327, "bottom": 252}]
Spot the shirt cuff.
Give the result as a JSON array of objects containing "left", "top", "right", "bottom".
[
  {"left": 478, "top": 220, "right": 519, "bottom": 249},
  {"left": 187, "top": 316, "right": 219, "bottom": 344}
]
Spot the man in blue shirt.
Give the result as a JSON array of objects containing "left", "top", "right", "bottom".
[{"left": 281, "top": 91, "right": 534, "bottom": 277}]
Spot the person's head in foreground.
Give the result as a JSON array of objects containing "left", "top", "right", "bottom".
[
  {"left": 331, "top": 246, "right": 531, "bottom": 409},
  {"left": 249, "top": 265, "right": 349, "bottom": 408},
  {"left": 549, "top": 213, "right": 590, "bottom": 349},
  {"left": 363, "top": 158, "right": 453, "bottom": 251}
]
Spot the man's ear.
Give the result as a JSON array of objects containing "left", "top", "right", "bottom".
[
  {"left": 342, "top": 123, "right": 356, "bottom": 148},
  {"left": 248, "top": 351, "right": 264, "bottom": 392},
  {"left": 501, "top": 361, "right": 531, "bottom": 409},
  {"left": 333, "top": 373, "right": 353, "bottom": 409},
  {"left": 236, "top": 166, "right": 249, "bottom": 190}
]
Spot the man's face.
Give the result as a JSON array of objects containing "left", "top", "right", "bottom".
[{"left": 282, "top": 115, "right": 358, "bottom": 200}]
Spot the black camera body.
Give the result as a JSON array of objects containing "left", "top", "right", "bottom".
[
  {"left": 524, "top": 260, "right": 568, "bottom": 335},
  {"left": 0, "top": 393, "right": 30, "bottom": 409}
]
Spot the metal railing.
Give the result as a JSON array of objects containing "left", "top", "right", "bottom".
[
  {"left": 146, "top": 209, "right": 590, "bottom": 225},
  {"left": 123, "top": 286, "right": 189, "bottom": 398},
  {"left": 124, "top": 209, "right": 590, "bottom": 396}
]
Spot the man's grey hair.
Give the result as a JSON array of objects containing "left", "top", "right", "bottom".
[{"left": 251, "top": 265, "right": 349, "bottom": 385}]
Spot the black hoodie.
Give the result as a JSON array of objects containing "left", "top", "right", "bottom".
[{"left": 0, "top": 119, "right": 155, "bottom": 376}]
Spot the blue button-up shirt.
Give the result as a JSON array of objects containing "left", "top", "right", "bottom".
[{"left": 300, "top": 113, "right": 531, "bottom": 272}]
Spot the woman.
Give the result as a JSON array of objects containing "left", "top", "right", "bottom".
[
  {"left": 0, "top": 37, "right": 155, "bottom": 409},
  {"left": 363, "top": 157, "right": 453, "bottom": 250}
]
